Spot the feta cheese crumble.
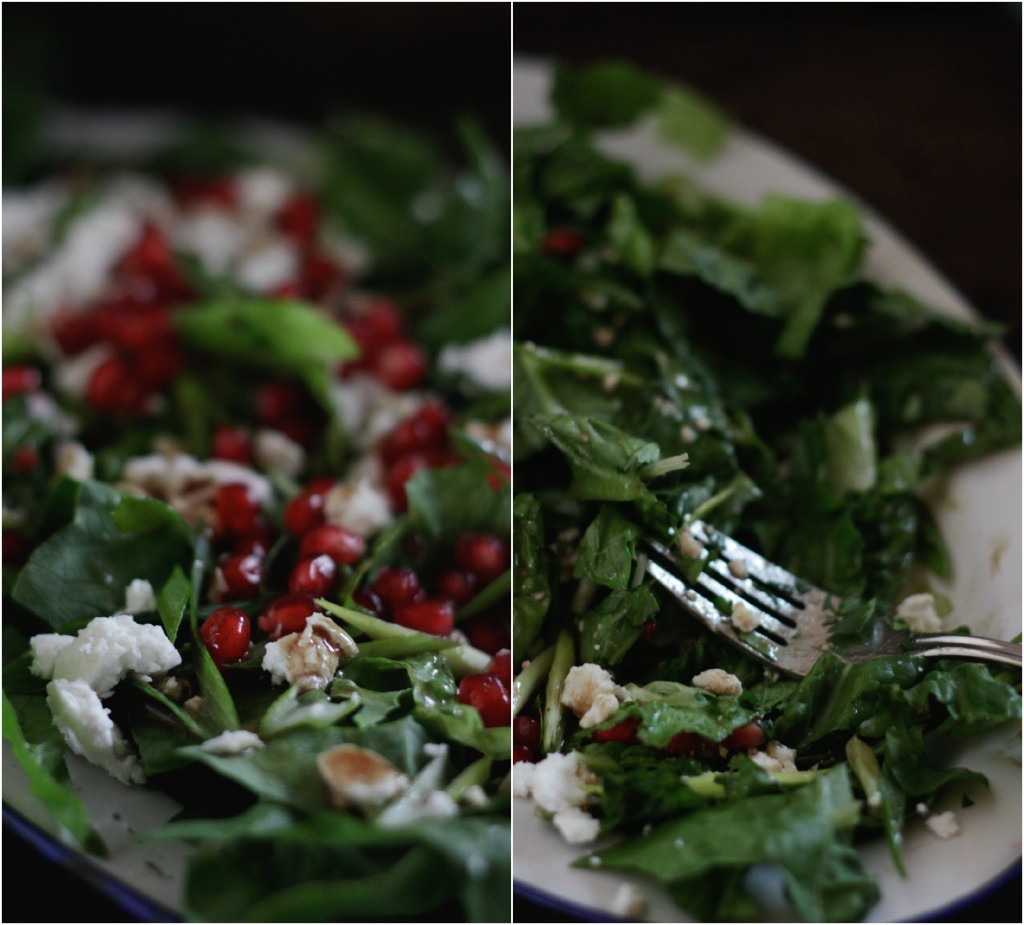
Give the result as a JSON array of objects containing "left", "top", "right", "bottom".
[
  {"left": 124, "top": 578, "right": 158, "bottom": 614},
  {"left": 730, "top": 601, "right": 761, "bottom": 633},
  {"left": 560, "top": 663, "right": 630, "bottom": 729},
  {"left": 924, "top": 810, "right": 960, "bottom": 839},
  {"left": 200, "top": 729, "right": 265, "bottom": 755},
  {"left": 611, "top": 883, "right": 647, "bottom": 919},
  {"left": 692, "top": 668, "right": 743, "bottom": 697},
  {"left": 513, "top": 751, "right": 601, "bottom": 844},
  {"left": 896, "top": 592, "right": 943, "bottom": 633},
  {"left": 262, "top": 614, "right": 358, "bottom": 691},
  {"left": 437, "top": 328, "right": 512, "bottom": 391}
]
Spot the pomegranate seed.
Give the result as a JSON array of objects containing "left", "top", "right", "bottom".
[
  {"left": 283, "top": 485, "right": 328, "bottom": 535},
  {"left": 136, "top": 345, "right": 182, "bottom": 390},
  {"left": 200, "top": 605, "right": 251, "bottom": 666},
  {"left": 385, "top": 454, "right": 426, "bottom": 511},
  {"left": 173, "top": 176, "right": 238, "bottom": 210},
  {"left": 378, "top": 402, "right": 450, "bottom": 466},
  {"left": 11, "top": 445, "right": 39, "bottom": 474},
  {"left": 364, "top": 300, "right": 405, "bottom": 344},
  {"left": 722, "top": 721, "right": 768, "bottom": 751},
  {"left": 513, "top": 744, "right": 534, "bottom": 764},
  {"left": 301, "top": 251, "right": 343, "bottom": 300},
  {"left": 542, "top": 227, "right": 582, "bottom": 258},
  {"left": 372, "top": 567, "right": 421, "bottom": 609},
  {"left": 277, "top": 192, "right": 319, "bottom": 248},
  {"left": 591, "top": 718, "right": 640, "bottom": 745},
  {"left": 457, "top": 674, "right": 510, "bottom": 728},
  {"left": 454, "top": 533, "right": 509, "bottom": 584},
  {"left": 211, "top": 425, "right": 252, "bottom": 463},
  {"left": 461, "top": 613, "right": 509, "bottom": 655},
  {"left": 487, "top": 649, "right": 512, "bottom": 688},
  {"left": 371, "top": 340, "right": 427, "bottom": 391},
  {"left": 642, "top": 617, "right": 657, "bottom": 635},
  {"left": 288, "top": 554, "right": 338, "bottom": 597},
  {"left": 352, "top": 586, "right": 386, "bottom": 616},
  {"left": 255, "top": 381, "right": 306, "bottom": 426},
  {"left": 117, "top": 224, "right": 189, "bottom": 299},
  {"left": 514, "top": 714, "right": 541, "bottom": 755},
  {"left": 51, "top": 309, "right": 102, "bottom": 356},
  {"left": 215, "top": 483, "right": 263, "bottom": 537},
  {"left": 299, "top": 525, "right": 366, "bottom": 566},
  {"left": 272, "top": 280, "right": 303, "bottom": 300},
  {"left": 258, "top": 593, "right": 318, "bottom": 640},
  {"left": 214, "top": 552, "right": 264, "bottom": 600},
  {"left": 86, "top": 356, "right": 149, "bottom": 415},
  {"left": 435, "top": 569, "right": 478, "bottom": 605},
  {"left": 392, "top": 598, "right": 454, "bottom": 636},
  {"left": 101, "top": 301, "right": 174, "bottom": 353},
  {"left": 232, "top": 520, "right": 275, "bottom": 557},
  {"left": 2, "top": 366, "right": 42, "bottom": 401},
  {"left": 664, "top": 731, "right": 716, "bottom": 759}
]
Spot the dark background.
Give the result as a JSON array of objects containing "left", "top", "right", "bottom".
[{"left": 3, "top": 2, "right": 1020, "bottom": 923}]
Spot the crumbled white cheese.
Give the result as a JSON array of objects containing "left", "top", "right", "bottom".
[
  {"left": 437, "top": 329, "right": 512, "bottom": 391},
  {"left": 748, "top": 741, "right": 798, "bottom": 773},
  {"left": 323, "top": 479, "right": 393, "bottom": 536},
  {"left": 730, "top": 601, "right": 761, "bottom": 633},
  {"left": 123, "top": 578, "right": 157, "bottom": 614},
  {"left": 611, "top": 883, "right": 648, "bottom": 919},
  {"left": 692, "top": 668, "right": 743, "bottom": 697},
  {"left": 199, "top": 729, "right": 265, "bottom": 756},
  {"left": 560, "top": 663, "right": 629, "bottom": 729},
  {"left": 677, "top": 530, "right": 705, "bottom": 559},
  {"left": 172, "top": 209, "right": 244, "bottom": 275},
  {"left": 327, "top": 374, "right": 425, "bottom": 450},
  {"left": 377, "top": 787, "right": 460, "bottom": 828},
  {"left": 54, "top": 440, "right": 95, "bottom": 481},
  {"left": 52, "top": 343, "right": 114, "bottom": 397},
  {"left": 316, "top": 744, "right": 409, "bottom": 810},
  {"left": 47, "top": 678, "right": 145, "bottom": 785},
  {"left": 236, "top": 167, "right": 293, "bottom": 215},
  {"left": 896, "top": 592, "right": 943, "bottom": 633},
  {"left": 513, "top": 751, "right": 601, "bottom": 844},
  {"left": 235, "top": 242, "right": 298, "bottom": 293},
  {"left": 924, "top": 810, "right": 960, "bottom": 839},
  {"left": 2, "top": 183, "right": 68, "bottom": 273},
  {"left": 30, "top": 613, "right": 181, "bottom": 697},
  {"left": 262, "top": 614, "right": 358, "bottom": 691},
  {"left": 253, "top": 428, "right": 305, "bottom": 478}
]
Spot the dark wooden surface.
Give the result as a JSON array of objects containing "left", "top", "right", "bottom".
[{"left": 2, "top": 3, "right": 1020, "bottom": 922}]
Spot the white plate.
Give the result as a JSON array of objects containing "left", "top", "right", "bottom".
[{"left": 512, "top": 58, "right": 1022, "bottom": 923}]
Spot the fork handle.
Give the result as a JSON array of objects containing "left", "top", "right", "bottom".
[{"left": 907, "top": 634, "right": 1023, "bottom": 669}]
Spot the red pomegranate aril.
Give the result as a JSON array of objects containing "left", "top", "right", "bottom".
[
  {"left": 232, "top": 519, "right": 275, "bottom": 557},
  {"left": 214, "top": 552, "right": 264, "bottom": 600},
  {"left": 591, "top": 718, "right": 640, "bottom": 745},
  {"left": 486, "top": 649, "right": 513, "bottom": 688},
  {"left": 352, "top": 586, "right": 386, "bottom": 616},
  {"left": 103, "top": 301, "right": 174, "bottom": 353},
  {"left": 288, "top": 554, "right": 338, "bottom": 597},
  {"left": 283, "top": 487, "right": 327, "bottom": 536},
  {"left": 457, "top": 674, "right": 510, "bottom": 728},
  {"left": 136, "top": 345, "right": 182, "bottom": 389},
  {"left": 86, "top": 355, "right": 148, "bottom": 415},
  {"left": 173, "top": 176, "right": 238, "bottom": 210},
  {"left": 664, "top": 731, "right": 716, "bottom": 759},
  {"left": 435, "top": 569, "right": 478, "bottom": 605},
  {"left": 642, "top": 617, "right": 657, "bottom": 635},
  {"left": 3, "top": 366, "right": 42, "bottom": 401},
  {"left": 299, "top": 524, "right": 366, "bottom": 566},
  {"left": 378, "top": 402, "right": 450, "bottom": 465},
  {"left": 372, "top": 340, "right": 427, "bottom": 391},
  {"left": 512, "top": 744, "right": 534, "bottom": 764},
  {"left": 277, "top": 192, "right": 319, "bottom": 248},
  {"left": 542, "top": 227, "right": 582, "bottom": 258},
  {"left": 200, "top": 605, "right": 251, "bottom": 666},
  {"left": 211, "top": 425, "right": 252, "bottom": 463},
  {"left": 372, "top": 566, "right": 421, "bottom": 608},
  {"left": 384, "top": 453, "right": 430, "bottom": 511},
  {"left": 393, "top": 598, "right": 454, "bottom": 635},
  {"left": 255, "top": 381, "right": 306, "bottom": 427},
  {"left": 301, "top": 251, "right": 343, "bottom": 300},
  {"left": 51, "top": 309, "right": 101, "bottom": 356},
  {"left": 11, "top": 445, "right": 39, "bottom": 474},
  {"left": 258, "top": 593, "right": 318, "bottom": 639},
  {"left": 461, "top": 613, "right": 509, "bottom": 655},
  {"left": 722, "top": 721, "right": 768, "bottom": 751},
  {"left": 512, "top": 712, "right": 544, "bottom": 758},
  {"left": 454, "top": 533, "right": 509, "bottom": 584},
  {"left": 117, "top": 224, "right": 189, "bottom": 298},
  {"left": 215, "top": 483, "right": 263, "bottom": 537},
  {"left": 364, "top": 300, "right": 404, "bottom": 343},
  {"left": 486, "top": 456, "right": 511, "bottom": 489}
]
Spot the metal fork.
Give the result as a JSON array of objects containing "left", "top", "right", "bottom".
[{"left": 643, "top": 521, "right": 1022, "bottom": 679}]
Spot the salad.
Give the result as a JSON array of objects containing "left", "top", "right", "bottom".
[
  {"left": 511, "top": 62, "right": 1022, "bottom": 922},
  {"left": 2, "top": 112, "right": 511, "bottom": 921}
]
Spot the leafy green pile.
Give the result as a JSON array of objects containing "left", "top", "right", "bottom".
[
  {"left": 512, "top": 62, "right": 1021, "bottom": 923},
  {"left": 3, "top": 115, "right": 510, "bottom": 922}
]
